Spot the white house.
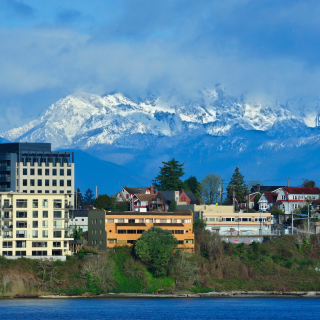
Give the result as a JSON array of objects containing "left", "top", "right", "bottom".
[
  {"left": 258, "top": 192, "right": 277, "bottom": 211},
  {"left": 277, "top": 187, "right": 320, "bottom": 213},
  {"left": 116, "top": 186, "right": 155, "bottom": 202}
]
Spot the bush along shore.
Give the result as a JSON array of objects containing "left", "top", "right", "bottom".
[{"left": 1, "top": 225, "right": 320, "bottom": 297}]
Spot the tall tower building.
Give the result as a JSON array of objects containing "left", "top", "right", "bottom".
[{"left": 0, "top": 143, "right": 74, "bottom": 205}]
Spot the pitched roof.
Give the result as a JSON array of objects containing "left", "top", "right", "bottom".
[
  {"left": 312, "top": 200, "right": 320, "bottom": 205},
  {"left": 134, "top": 194, "right": 156, "bottom": 201},
  {"left": 124, "top": 187, "right": 148, "bottom": 194},
  {"left": 283, "top": 187, "right": 320, "bottom": 195},
  {"left": 158, "top": 190, "right": 197, "bottom": 204},
  {"left": 250, "top": 185, "right": 284, "bottom": 193},
  {"left": 263, "top": 192, "right": 277, "bottom": 203}
]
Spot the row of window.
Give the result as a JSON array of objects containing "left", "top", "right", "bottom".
[
  {"left": 11, "top": 230, "right": 69, "bottom": 238},
  {"left": 2, "top": 241, "right": 68, "bottom": 248},
  {"left": 206, "top": 217, "right": 269, "bottom": 222},
  {"left": 2, "top": 251, "right": 64, "bottom": 256},
  {"left": 21, "top": 190, "right": 72, "bottom": 194},
  {"left": 12, "top": 220, "right": 67, "bottom": 228},
  {"left": 22, "top": 168, "right": 72, "bottom": 176},
  {"left": 105, "top": 218, "right": 189, "bottom": 223},
  {"left": 117, "top": 229, "right": 185, "bottom": 234},
  {"left": 21, "top": 179, "right": 72, "bottom": 187},
  {"left": 2, "top": 199, "right": 67, "bottom": 209},
  {"left": 3, "top": 210, "right": 67, "bottom": 219},
  {"left": 106, "top": 239, "right": 193, "bottom": 245}
]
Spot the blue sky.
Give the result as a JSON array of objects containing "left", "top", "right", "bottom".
[{"left": 0, "top": 0, "right": 319, "bottom": 131}]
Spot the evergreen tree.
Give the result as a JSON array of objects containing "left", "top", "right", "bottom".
[
  {"left": 169, "top": 197, "right": 177, "bottom": 212},
  {"left": 226, "top": 167, "right": 248, "bottom": 205},
  {"left": 185, "top": 176, "right": 201, "bottom": 194},
  {"left": 83, "top": 188, "right": 95, "bottom": 205},
  {"left": 74, "top": 188, "right": 84, "bottom": 209},
  {"left": 154, "top": 158, "right": 185, "bottom": 190},
  {"left": 94, "top": 194, "right": 114, "bottom": 210}
]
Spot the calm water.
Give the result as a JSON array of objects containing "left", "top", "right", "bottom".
[{"left": 0, "top": 297, "right": 319, "bottom": 319}]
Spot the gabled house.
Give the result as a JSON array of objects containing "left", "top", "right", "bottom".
[
  {"left": 130, "top": 194, "right": 156, "bottom": 212},
  {"left": 117, "top": 185, "right": 155, "bottom": 202},
  {"left": 258, "top": 192, "right": 278, "bottom": 212},
  {"left": 277, "top": 187, "right": 320, "bottom": 213},
  {"left": 154, "top": 190, "right": 197, "bottom": 212},
  {"left": 247, "top": 185, "right": 284, "bottom": 209}
]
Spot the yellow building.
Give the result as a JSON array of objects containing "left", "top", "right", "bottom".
[
  {"left": 196, "top": 205, "right": 272, "bottom": 236},
  {"left": 88, "top": 210, "right": 194, "bottom": 252},
  {"left": 0, "top": 192, "right": 72, "bottom": 259}
]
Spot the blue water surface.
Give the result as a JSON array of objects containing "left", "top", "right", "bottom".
[{"left": 0, "top": 297, "right": 319, "bottom": 320}]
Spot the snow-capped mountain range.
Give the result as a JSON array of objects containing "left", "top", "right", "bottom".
[
  {"left": 2, "top": 86, "right": 320, "bottom": 151},
  {"left": 1, "top": 86, "right": 320, "bottom": 193}
]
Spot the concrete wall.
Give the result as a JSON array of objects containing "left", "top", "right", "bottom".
[{"left": 88, "top": 210, "right": 107, "bottom": 251}]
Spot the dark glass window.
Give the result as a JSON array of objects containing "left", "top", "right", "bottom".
[
  {"left": 38, "top": 169, "right": 42, "bottom": 175},
  {"left": 67, "top": 180, "right": 71, "bottom": 186},
  {"left": 45, "top": 180, "right": 49, "bottom": 186},
  {"left": 38, "top": 180, "right": 42, "bottom": 186},
  {"left": 60, "top": 180, "right": 64, "bottom": 187},
  {"left": 52, "top": 169, "right": 57, "bottom": 176},
  {"left": 23, "top": 180, "right": 27, "bottom": 186},
  {"left": 45, "top": 169, "right": 49, "bottom": 176},
  {"left": 67, "top": 169, "right": 71, "bottom": 176},
  {"left": 23, "top": 169, "right": 27, "bottom": 175},
  {"left": 60, "top": 169, "right": 64, "bottom": 176},
  {"left": 30, "top": 169, "right": 34, "bottom": 175}
]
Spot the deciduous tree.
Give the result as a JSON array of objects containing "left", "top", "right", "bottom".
[
  {"left": 200, "top": 173, "right": 221, "bottom": 204},
  {"left": 135, "top": 227, "right": 178, "bottom": 277}
]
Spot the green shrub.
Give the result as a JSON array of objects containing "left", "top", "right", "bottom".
[
  {"left": 251, "top": 241, "right": 260, "bottom": 253},
  {"left": 261, "top": 249, "right": 268, "bottom": 255},
  {"left": 285, "top": 259, "right": 293, "bottom": 269}
]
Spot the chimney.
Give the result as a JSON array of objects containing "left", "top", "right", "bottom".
[
  {"left": 150, "top": 185, "right": 155, "bottom": 194},
  {"left": 181, "top": 188, "right": 184, "bottom": 192},
  {"left": 257, "top": 184, "right": 260, "bottom": 192}
]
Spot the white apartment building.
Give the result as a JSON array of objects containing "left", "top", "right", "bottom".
[
  {"left": 0, "top": 143, "right": 74, "bottom": 206},
  {"left": 0, "top": 193, "right": 72, "bottom": 259}
]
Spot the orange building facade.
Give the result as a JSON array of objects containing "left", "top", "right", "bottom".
[{"left": 104, "top": 210, "right": 194, "bottom": 252}]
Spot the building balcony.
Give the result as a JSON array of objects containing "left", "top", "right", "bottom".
[
  {"left": 3, "top": 214, "right": 13, "bottom": 219},
  {"left": 2, "top": 225, "right": 13, "bottom": 230},
  {"left": 2, "top": 205, "right": 13, "bottom": 210}
]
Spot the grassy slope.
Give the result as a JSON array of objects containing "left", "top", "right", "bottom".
[{"left": 1, "top": 235, "right": 320, "bottom": 296}]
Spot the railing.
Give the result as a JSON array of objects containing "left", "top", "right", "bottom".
[
  {"left": 2, "top": 225, "right": 13, "bottom": 229},
  {"left": 2, "top": 205, "right": 13, "bottom": 209},
  {"left": 3, "top": 214, "right": 13, "bottom": 219},
  {"left": 16, "top": 243, "right": 26, "bottom": 248}
]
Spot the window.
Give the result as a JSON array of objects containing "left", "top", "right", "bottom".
[
  {"left": 45, "top": 190, "right": 49, "bottom": 193},
  {"left": 54, "top": 211, "right": 62, "bottom": 218},
  {"left": 53, "top": 241, "right": 61, "bottom": 247},
  {"left": 108, "top": 239, "right": 117, "bottom": 244},
  {"left": 32, "top": 251, "right": 47, "bottom": 256},
  {"left": 127, "top": 230, "right": 136, "bottom": 234},
  {"left": 32, "top": 230, "right": 38, "bottom": 238},
  {"left": 23, "top": 179, "right": 27, "bottom": 186},
  {"left": 45, "top": 169, "right": 49, "bottom": 176},
  {"left": 207, "top": 217, "right": 219, "bottom": 222},
  {"left": 30, "top": 169, "right": 34, "bottom": 175},
  {"left": 32, "top": 242, "right": 47, "bottom": 247},
  {"left": 54, "top": 200, "right": 62, "bottom": 208},
  {"left": 16, "top": 231, "right": 27, "bottom": 238},
  {"left": 137, "top": 230, "right": 144, "bottom": 234},
  {"left": 185, "top": 239, "right": 193, "bottom": 244},
  {"left": 118, "top": 230, "right": 126, "bottom": 234},
  {"left": 23, "top": 168, "right": 27, "bottom": 175},
  {"left": 53, "top": 221, "right": 62, "bottom": 228},
  {"left": 160, "top": 219, "right": 167, "bottom": 223},
  {"left": 240, "top": 218, "right": 252, "bottom": 222},
  {"left": 126, "top": 194, "right": 129, "bottom": 199},
  {"left": 53, "top": 231, "right": 62, "bottom": 238},
  {"left": 100, "top": 219, "right": 103, "bottom": 224},
  {"left": 181, "top": 197, "right": 186, "bottom": 202},
  {"left": 42, "top": 199, "right": 48, "bottom": 208},
  {"left": 30, "top": 179, "right": 35, "bottom": 186},
  {"left": 32, "top": 200, "right": 38, "bottom": 208},
  {"left": 52, "top": 180, "right": 57, "bottom": 186},
  {"left": 32, "top": 221, "right": 38, "bottom": 228},
  {"left": 53, "top": 190, "right": 57, "bottom": 193},
  {"left": 16, "top": 241, "right": 26, "bottom": 248},
  {"left": 127, "top": 240, "right": 135, "bottom": 244},
  {"left": 16, "top": 251, "right": 26, "bottom": 256},
  {"left": 30, "top": 190, "right": 35, "bottom": 193},
  {"left": 117, "top": 219, "right": 124, "bottom": 223},
  {"left": 38, "top": 180, "right": 42, "bottom": 186},
  {"left": 60, "top": 169, "right": 64, "bottom": 176},
  {"left": 128, "top": 219, "right": 135, "bottom": 223},
  {"left": 67, "top": 180, "right": 72, "bottom": 187},
  {"left": 45, "top": 180, "right": 49, "bottom": 186},
  {"left": 52, "top": 169, "right": 57, "bottom": 176},
  {"left": 178, "top": 241, "right": 183, "bottom": 245},
  {"left": 43, "top": 211, "right": 48, "bottom": 218},
  {"left": 16, "top": 211, "right": 27, "bottom": 218},
  {"left": 100, "top": 230, "right": 102, "bottom": 234},
  {"left": 42, "top": 230, "right": 48, "bottom": 238},
  {"left": 2, "top": 241, "right": 12, "bottom": 248},
  {"left": 38, "top": 169, "right": 42, "bottom": 175},
  {"left": 38, "top": 190, "right": 42, "bottom": 193},
  {"left": 67, "top": 169, "right": 71, "bottom": 176},
  {"left": 60, "top": 180, "right": 64, "bottom": 187},
  {"left": 60, "top": 191, "right": 64, "bottom": 193},
  {"left": 147, "top": 219, "right": 153, "bottom": 223},
  {"left": 107, "top": 219, "right": 114, "bottom": 223},
  {"left": 64, "top": 241, "right": 68, "bottom": 248},
  {"left": 2, "top": 251, "right": 13, "bottom": 256},
  {"left": 222, "top": 217, "right": 235, "bottom": 222},
  {"left": 175, "top": 230, "right": 184, "bottom": 234}
]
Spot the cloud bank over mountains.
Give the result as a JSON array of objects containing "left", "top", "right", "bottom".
[{"left": 0, "top": 1, "right": 320, "bottom": 131}]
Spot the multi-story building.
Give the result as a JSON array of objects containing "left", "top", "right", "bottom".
[
  {"left": 195, "top": 205, "right": 272, "bottom": 236},
  {"left": 88, "top": 210, "right": 194, "bottom": 252},
  {"left": 0, "top": 193, "right": 72, "bottom": 259},
  {"left": 277, "top": 187, "right": 320, "bottom": 213},
  {"left": 69, "top": 209, "right": 89, "bottom": 234},
  {"left": 0, "top": 143, "right": 74, "bottom": 206}
]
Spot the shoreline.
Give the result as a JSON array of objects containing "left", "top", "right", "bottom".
[{"left": 2, "top": 291, "right": 320, "bottom": 299}]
